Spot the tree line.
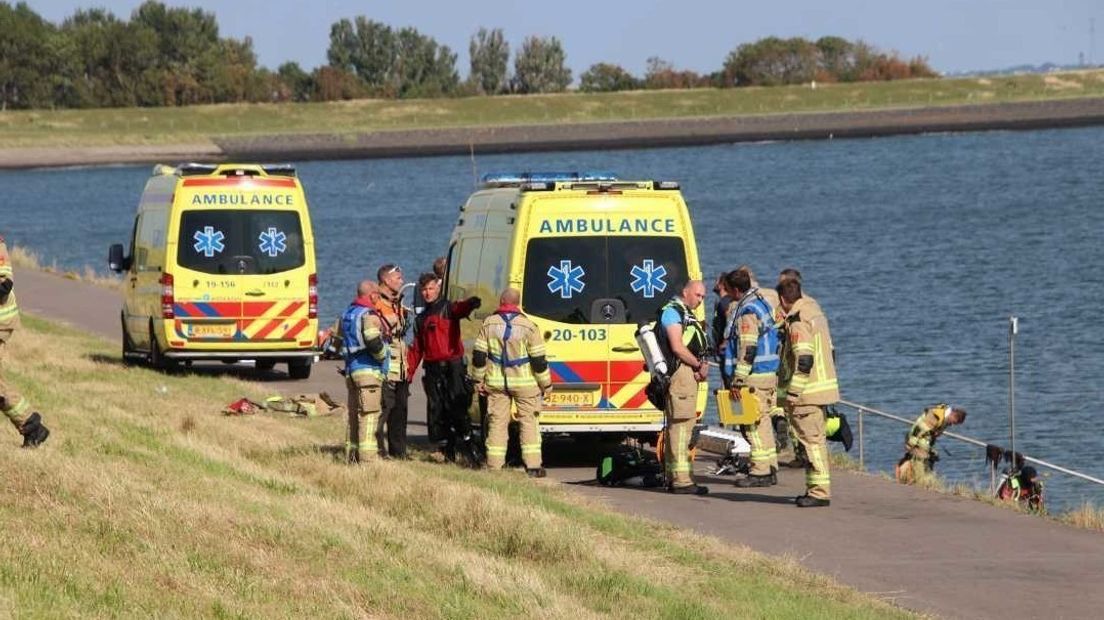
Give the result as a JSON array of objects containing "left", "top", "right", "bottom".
[{"left": 0, "top": 1, "right": 938, "bottom": 110}]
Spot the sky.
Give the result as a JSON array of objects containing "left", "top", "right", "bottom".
[{"left": 28, "top": 0, "right": 1104, "bottom": 76}]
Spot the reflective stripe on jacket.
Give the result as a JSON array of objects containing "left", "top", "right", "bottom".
[
  {"left": 470, "top": 309, "right": 550, "bottom": 391},
  {"left": 907, "top": 404, "right": 950, "bottom": 454},
  {"left": 0, "top": 239, "right": 17, "bottom": 329},
  {"left": 784, "top": 296, "right": 839, "bottom": 405}
]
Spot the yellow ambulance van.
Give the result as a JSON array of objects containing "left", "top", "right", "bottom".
[
  {"left": 447, "top": 172, "right": 708, "bottom": 440},
  {"left": 109, "top": 163, "right": 318, "bottom": 379}
]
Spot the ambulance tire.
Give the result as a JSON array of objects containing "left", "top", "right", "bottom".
[
  {"left": 148, "top": 322, "right": 179, "bottom": 372},
  {"left": 121, "top": 313, "right": 137, "bottom": 367},
  {"left": 287, "top": 358, "right": 312, "bottom": 380},
  {"left": 254, "top": 359, "right": 277, "bottom": 372}
]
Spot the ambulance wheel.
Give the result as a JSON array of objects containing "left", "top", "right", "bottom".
[
  {"left": 288, "top": 358, "right": 312, "bottom": 380},
  {"left": 121, "top": 314, "right": 137, "bottom": 366},
  {"left": 255, "top": 359, "right": 277, "bottom": 372},
  {"left": 148, "top": 323, "right": 178, "bottom": 372}
]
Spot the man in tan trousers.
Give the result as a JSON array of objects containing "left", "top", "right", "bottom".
[
  {"left": 658, "top": 281, "right": 709, "bottom": 495},
  {"left": 0, "top": 236, "right": 50, "bottom": 448},
  {"left": 470, "top": 288, "right": 551, "bottom": 477},
  {"left": 339, "top": 281, "right": 387, "bottom": 463},
  {"left": 777, "top": 278, "right": 839, "bottom": 507}
]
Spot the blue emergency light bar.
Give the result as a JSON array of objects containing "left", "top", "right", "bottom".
[{"left": 480, "top": 171, "right": 619, "bottom": 187}]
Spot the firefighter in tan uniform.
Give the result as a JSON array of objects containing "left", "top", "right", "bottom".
[
  {"left": 896, "top": 403, "right": 967, "bottom": 483},
  {"left": 733, "top": 266, "right": 788, "bottom": 447},
  {"left": 470, "top": 288, "right": 551, "bottom": 477},
  {"left": 722, "top": 269, "right": 780, "bottom": 487},
  {"left": 375, "top": 263, "right": 412, "bottom": 459},
  {"left": 775, "top": 267, "right": 817, "bottom": 466},
  {"left": 340, "top": 281, "right": 388, "bottom": 463},
  {"left": 0, "top": 237, "right": 50, "bottom": 447},
  {"left": 659, "top": 281, "right": 710, "bottom": 495},
  {"left": 777, "top": 278, "right": 838, "bottom": 507}
]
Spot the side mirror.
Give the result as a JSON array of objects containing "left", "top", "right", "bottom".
[{"left": 108, "top": 243, "right": 129, "bottom": 273}]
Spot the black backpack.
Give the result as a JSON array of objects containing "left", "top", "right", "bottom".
[{"left": 596, "top": 445, "right": 663, "bottom": 487}]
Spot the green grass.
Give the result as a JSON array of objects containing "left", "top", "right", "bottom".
[
  {"left": 0, "top": 314, "right": 912, "bottom": 618},
  {"left": 1, "top": 70, "right": 1103, "bottom": 148}
]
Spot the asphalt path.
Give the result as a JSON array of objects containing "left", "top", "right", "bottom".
[{"left": 16, "top": 268, "right": 1104, "bottom": 619}]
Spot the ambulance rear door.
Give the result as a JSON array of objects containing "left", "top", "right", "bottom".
[
  {"left": 170, "top": 178, "right": 313, "bottom": 349},
  {"left": 604, "top": 236, "right": 689, "bottom": 416}
]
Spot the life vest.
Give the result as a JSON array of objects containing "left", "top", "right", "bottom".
[
  {"left": 341, "top": 303, "right": 388, "bottom": 378},
  {"left": 723, "top": 288, "right": 781, "bottom": 381},
  {"left": 655, "top": 297, "right": 707, "bottom": 369}
]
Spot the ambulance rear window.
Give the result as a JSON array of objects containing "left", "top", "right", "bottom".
[
  {"left": 522, "top": 236, "right": 687, "bottom": 324},
  {"left": 178, "top": 210, "right": 305, "bottom": 275}
]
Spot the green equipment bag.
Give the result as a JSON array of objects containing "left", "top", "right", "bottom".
[{"left": 596, "top": 445, "right": 663, "bottom": 487}]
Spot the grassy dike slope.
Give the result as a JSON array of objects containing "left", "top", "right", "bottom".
[
  {"left": 0, "top": 315, "right": 910, "bottom": 619},
  {"left": 2, "top": 70, "right": 1103, "bottom": 148}
]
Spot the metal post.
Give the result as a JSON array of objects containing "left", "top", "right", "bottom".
[
  {"left": 858, "top": 407, "right": 864, "bottom": 468},
  {"left": 1009, "top": 316, "right": 1018, "bottom": 473}
]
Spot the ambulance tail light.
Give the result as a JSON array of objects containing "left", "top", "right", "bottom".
[
  {"left": 160, "top": 273, "right": 175, "bottom": 319},
  {"left": 308, "top": 273, "right": 318, "bottom": 319}
]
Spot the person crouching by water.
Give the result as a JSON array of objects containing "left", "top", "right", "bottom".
[
  {"left": 469, "top": 288, "right": 550, "bottom": 478},
  {"left": 996, "top": 465, "right": 1044, "bottom": 513},
  {"left": 895, "top": 404, "right": 967, "bottom": 484},
  {"left": 341, "top": 281, "right": 388, "bottom": 464},
  {"left": 407, "top": 272, "right": 482, "bottom": 464},
  {"left": 659, "top": 280, "right": 710, "bottom": 495}
]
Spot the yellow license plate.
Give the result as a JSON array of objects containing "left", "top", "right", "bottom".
[
  {"left": 546, "top": 391, "right": 596, "bottom": 407},
  {"left": 187, "top": 322, "right": 236, "bottom": 339}
]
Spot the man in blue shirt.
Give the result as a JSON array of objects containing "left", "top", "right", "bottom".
[{"left": 658, "top": 280, "right": 709, "bottom": 495}]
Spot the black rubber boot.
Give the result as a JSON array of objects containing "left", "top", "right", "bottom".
[
  {"left": 526, "top": 467, "right": 547, "bottom": 478},
  {"left": 347, "top": 448, "right": 360, "bottom": 465},
  {"left": 796, "top": 494, "right": 830, "bottom": 508},
  {"left": 20, "top": 412, "right": 49, "bottom": 448},
  {"left": 735, "top": 474, "right": 773, "bottom": 488}
]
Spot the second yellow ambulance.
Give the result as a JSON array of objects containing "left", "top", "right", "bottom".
[{"left": 446, "top": 172, "right": 708, "bottom": 440}]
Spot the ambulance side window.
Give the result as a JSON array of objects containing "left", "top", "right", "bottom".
[
  {"left": 127, "top": 215, "right": 140, "bottom": 274},
  {"left": 454, "top": 238, "right": 482, "bottom": 303},
  {"left": 444, "top": 242, "right": 457, "bottom": 298},
  {"left": 478, "top": 237, "right": 508, "bottom": 300}
]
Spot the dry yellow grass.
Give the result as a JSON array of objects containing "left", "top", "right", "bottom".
[
  {"left": 0, "top": 314, "right": 911, "bottom": 618},
  {"left": 1058, "top": 502, "right": 1104, "bottom": 531},
  {"left": 2, "top": 69, "right": 1104, "bottom": 149}
]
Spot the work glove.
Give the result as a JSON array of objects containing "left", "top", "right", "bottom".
[
  {"left": 467, "top": 296, "right": 482, "bottom": 309},
  {"left": 0, "top": 277, "right": 11, "bottom": 300}
]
